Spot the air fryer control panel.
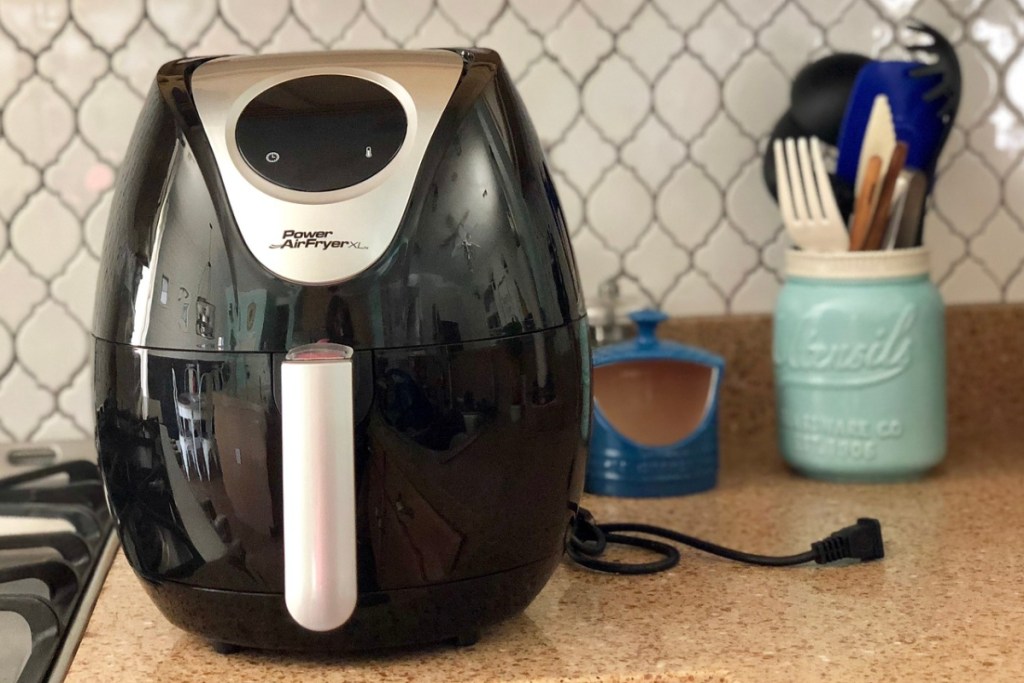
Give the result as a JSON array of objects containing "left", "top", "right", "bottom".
[
  {"left": 189, "top": 51, "right": 463, "bottom": 286},
  {"left": 235, "top": 75, "right": 407, "bottom": 193}
]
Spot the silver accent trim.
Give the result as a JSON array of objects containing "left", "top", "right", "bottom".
[
  {"left": 190, "top": 50, "right": 464, "bottom": 286},
  {"left": 46, "top": 532, "right": 119, "bottom": 683},
  {"left": 281, "top": 343, "right": 357, "bottom": 632}
]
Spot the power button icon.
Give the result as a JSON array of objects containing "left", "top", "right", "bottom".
[{"left": 265, "top": 151, "right": 280, "bottom": 163}]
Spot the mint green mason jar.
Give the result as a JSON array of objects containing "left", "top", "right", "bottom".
[{"left": 773, "top": 248, "right": 946, "bottom": 481}]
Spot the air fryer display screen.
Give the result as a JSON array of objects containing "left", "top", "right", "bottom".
[{"left": 234, "top": 74, "right": 407, "bottom": 193}]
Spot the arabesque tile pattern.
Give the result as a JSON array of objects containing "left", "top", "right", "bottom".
[{"left": 0, "top": 0, "right": 1021, "bottom": 441}]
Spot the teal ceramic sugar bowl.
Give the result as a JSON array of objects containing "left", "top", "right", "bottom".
[{"left": 773, "top": 248, "right": 946, "bottom": 481}]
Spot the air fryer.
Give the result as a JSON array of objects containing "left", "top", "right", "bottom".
[{"left": 93, "top": 49, "right": 590, "bottom": 651}]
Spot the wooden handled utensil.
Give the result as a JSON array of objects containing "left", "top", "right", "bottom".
[
  {"left": 862, "top": 142, "right": 909, "bottom": 251},
  {"left": 848, "top": 155, "right": 882, "bottom": 251}
]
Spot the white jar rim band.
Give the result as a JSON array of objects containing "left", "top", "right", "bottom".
[{"left": 785, "top": 248, "right": 930, "bottom": 280}]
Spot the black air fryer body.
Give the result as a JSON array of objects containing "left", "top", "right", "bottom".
[{"left": 93, "top": 49, "right": 590, "bottom": 650}]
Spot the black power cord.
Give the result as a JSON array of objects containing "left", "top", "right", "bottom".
[{"left": 568, "top": 508, "right": 885, "bottom": 575}]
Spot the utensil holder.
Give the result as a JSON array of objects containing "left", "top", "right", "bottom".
[{"left": 773, "top": 248, "right": 946, "bottom": 481}]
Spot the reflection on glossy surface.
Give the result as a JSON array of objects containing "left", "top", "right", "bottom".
[
  {"left": 93, "top": 51, "right": 585, "bottom": 353},
  {"left": 987, "top": 105, "right": 1024, "bottom": 156},
  {"left": 144, "top": 554, "right": 561, "bottom": 651},
  {"left": 96, "top": 322, "right": 588, "bottom": 596},
  {"left": 171, "top": 363, "right": 221, "bottom": 481}
]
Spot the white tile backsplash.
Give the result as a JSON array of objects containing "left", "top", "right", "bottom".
[
  {"left": 972, "top": 208, "right": 1024, "bottom": 281},
  {"left": 0, "top": 0, "right": 1020, "bottom": 442},
  {"left": 16, "top": 299, "right": 85, "bottom": 390},
  {"left": 0, "top": 0, "right": 67, "bottom": 54},
  {"left": 934, "top": 150, "right": 1000, "bottom": 236},
  {"left": 0, "top": 363, "right": 54, "bottom": 440},
  {"left": 689, "top": 4, "right": 753, "bottom": 78},
  {"left": 588, "top": 165, "right": 652, "bottom": 251},
  {"left": 148, "top": 0, "right": 219, "bottom": 49},
  {"left": 545, "top": 3, "right": 614, "bottom": 80},
  {"left": 10, "top": 190, "right": 80, "bottom": 278},
  {"left": 3, "top": 76, "right": 73, "bottom": 165},
  {"left": 625, "top": 227, "right": 689, "bottom": 300},
  {"left": 582, "top": 54, "right": 650, "bottom": 143}
]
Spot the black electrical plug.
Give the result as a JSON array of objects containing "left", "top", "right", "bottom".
[{"left": 811, "top": 518, "right": 885, "bottom": 564}]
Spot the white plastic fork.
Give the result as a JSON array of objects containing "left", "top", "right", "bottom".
[{"left": 774, "top": 137, "right": 849, "bottom": 252}]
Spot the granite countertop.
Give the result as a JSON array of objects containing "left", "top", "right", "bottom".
[
  {"left": 66, "top": 420, "right": 1024, "bottom": 682},
  {"left": 65, "top": 307, "right": 1024, "bottom": 682}
]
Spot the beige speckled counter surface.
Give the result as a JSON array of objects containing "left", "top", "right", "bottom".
[{"left": 66, "top": 306, "right": 1024, "bottom": 682}]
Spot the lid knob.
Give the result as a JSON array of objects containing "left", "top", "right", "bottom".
[{"left": 629, "top": 309, "right": 667, "bottom": 347}]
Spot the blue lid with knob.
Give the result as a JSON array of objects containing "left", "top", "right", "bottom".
[
  {"left": 594, "top": 309, "right": 725, "bottom": 368},
  {"left": 587, "top": 309, "right": 725, "bottom": 498}
]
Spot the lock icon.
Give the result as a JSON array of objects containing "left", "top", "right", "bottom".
[{"left": 365, "top": 146, "right": 373, "bottom": 158}]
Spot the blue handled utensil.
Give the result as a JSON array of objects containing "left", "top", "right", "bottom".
[
  {"left": 836, "top": 61, "right": 944, "bottom": 182},
  {"left": 836, "top": 21, "right": 960, "bottom": 184}
]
